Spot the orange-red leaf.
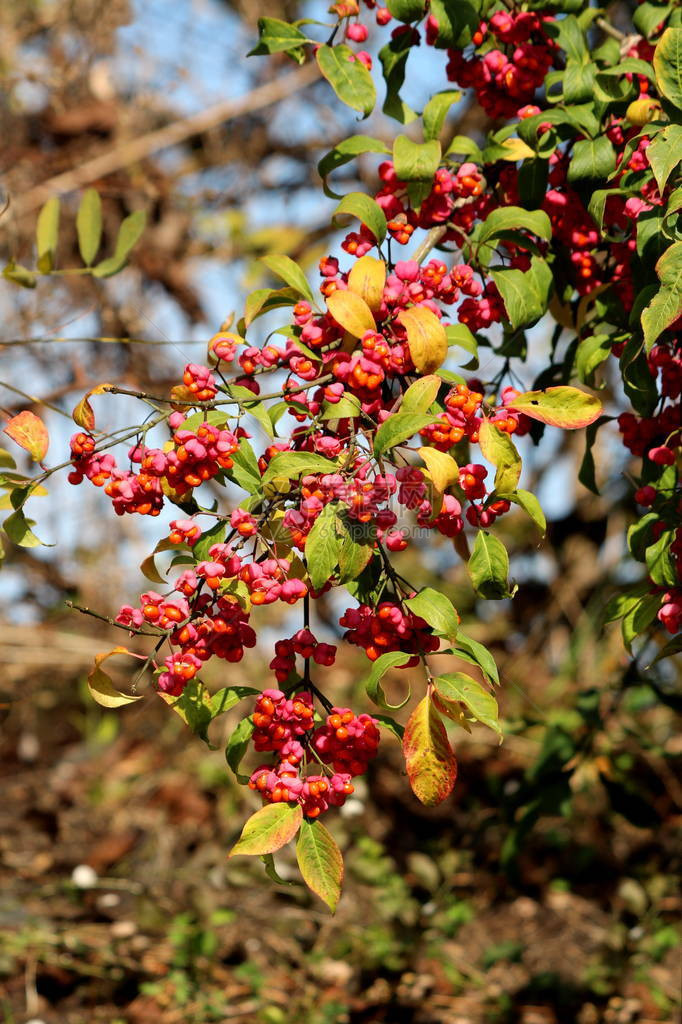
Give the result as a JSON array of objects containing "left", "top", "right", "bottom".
[
  {"left": 402, "top": 695, "right": 457, "bottom": 806},
  {"left": 4, "top": 411, "right": 49, "bottom": 462}
]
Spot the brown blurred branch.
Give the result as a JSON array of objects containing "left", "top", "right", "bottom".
[{"left": 11, "top": 62, "right": 320, "bottom": 217}]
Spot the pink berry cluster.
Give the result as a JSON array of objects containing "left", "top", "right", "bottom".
[{"left": 248, "top": 689, "right": 379, "bottom": 818}]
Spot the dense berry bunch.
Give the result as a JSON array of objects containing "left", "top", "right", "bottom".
[{"left": 45, "top": 0, "right": 682, "bottom": 900}]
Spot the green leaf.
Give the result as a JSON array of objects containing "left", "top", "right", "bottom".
[
  {"left": 305, "top": 502, "right": 340, "bottom": 589},
  {"left": 642, "top": 241, "right": 682, "bottom": 350},
  {"left": 518, "top": 158, "right": 549, "bottom": 208},
  {"left": 506, "top": 386, "right": 602, "bottom": 429},
  {"left": 76, "top": 188, "right": 102, "bottom": 265},
  {"left": 393, "top": 135, "right": 442, "bottom": 183},
  {"left": 405, "top": 586, "right": 459, "bottom": 640},
  {"left": 468, "top": 531, "right": 512, "bottom": 600},
  {"left": 645, "top": 529, "right": 677, "bottom": 586},
  {"left": 504, "top": 489, "right": 546, "bottom": 535},
  {"left": 36, "top": 197, "right": 60, "bottom": 273},
  {"left": 478, "top": 420, "right": 521, "bottom": 494},
  {"left": 544, "top": 14, "right": 586, "bottom": 60},
  {"left": 230, "top": 802, "right": 302, "bottom": 857},
  {"left": 373, "top": 411, "right": 437, "bottom": 456},
  {"left": 225, "top": 716, "right": 255, "bottom": 783},
  {"left": 243, "top": 286, "right": 299, "bottom": 328},
  {"left": 434, "top": 672, "right": 501, "bottom": 739},
  {"left": 576, "top": 334, "right": 612, "bottom": 386},
  {"left": 261, "top": 253, "right": 314, "bottom": 304},
  {"left": 490, "top": 257, "right": 553, "bottom": 329},
  {"left": 296, "top": 818, "right": 343, "bottom": 913},
  {"left": 0, "top": 449, "right": 17, "bottom": 470},
  {"left": 379, "top": 33, "right": 417, "bottom": 124},
  {"left": 361, "top": 650, "right": 411, "bottom": 710},
  {"left": 654, "top": 27, "right": 682, "bottom": 109},
  {"left": 628, "top": 512, "right": 658, "bottom": 562},
  {"left": 587, "top": 188, "right": 622, "bottom": 233},
  {"left": 318, "top": 136, "right": 391, "bottom": 197},
  {"left": 634, "top": 2, "right": 673, "bottom": 35},
  {"left": 260, "top": 853, "right": 295, "bottom": 886},
  {"left": 92, "top": 209, "right": 146, "bottom": 278},
  {"left": 603, "top": 582, "right": 651, "bottom": 624},
  {"left": 445, "top": 323, "right": 478, "bottom": 359},
  {"left": 208, "top": 688, "right": 257, "bottom": 720},
  {"left": 622, "top": 593, "right": 661, "bottom": 652},
  {"left": 563, "top": 58, "right": 598, "bottom": 103},
  {"left": 192, "top": 520, "right": 226, "bottom": 562},
  {"left": 428, "top": 0, "right": 479, "bottom": 48},
  {"left": 387, "top": 0, "right": 427, "bottom": 20},
  {"left": 322, "top": 393, "right": 362, "bottom": 420},
  {"left": 229, "top": 439, "right": 262, "bottom": 494},
  {"left": 403, "top": 696, "right": 457, "bottom": 806},
  {"left": 3, "top": 510, "right": 50, "bottom": 548},
  {"left": 262, "top": 451, "right": 337, "bottom": 484},
  {"left": 567, "top": 137, "right": 616, "bottom": 182},
  {"left": 422, "top": 90, "right": 461, "bottom": 142},
  {"left": 333, "top": 192, "right": 387, "bottom": 245},
  {"left": 248, "top": 17, "right": 309, "bottom": 58},
  {"left": 3, "top": 262, "right": 37, "bottom": 289},
  {"left": 374, "top": 713, "right": 405, "bottom": 741},
  {"left": 401, "top": 374, "right": 441, "bottom": 413},
  {"left": 160, "top": 679, "right": 215, "bottom": 745},
  {"left": 336, "top": 517, "right": 374, "bottom": 583},
  {"left": 478, "top": 206, "right": 552, "bottom": 248},
  {"left": 316, "top": 44, "right": 376, "bottom": 118},
  {"left": 445, "top": 135, "right": 483, "bottom": 160},
  {"left": 643, "top": 125, "right": 682, "bottom": 192},
  {"left": 452, "top": 631, "right": 499, "bottom": 684}
]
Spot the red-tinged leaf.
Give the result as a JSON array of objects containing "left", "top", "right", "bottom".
[
  {"left": 506, "top": 386, "right": 602, "bottom": 429},
  {"left": 88, "top": 646, "right": 144, "bottom": 708},
  {"left": 229, "top": 802, "right": 303, "bottom": 857},
  {"left": 3, "top": 411, "right": 49, "bottom": 462},
  {"left": 296, "top": 818, "right": 344, "bottom": 913},
  {"left": 402, "top": 695, "right": 458, "bottom": 806},
  {"left": 72, "top": 384, "right": 110, "bottom": 431}
]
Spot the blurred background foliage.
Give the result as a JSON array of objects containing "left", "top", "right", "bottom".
[{"left": 0, "top": 1, "right": 680, "bottom": 1022}]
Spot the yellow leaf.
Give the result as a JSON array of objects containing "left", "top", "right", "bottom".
[
  {"left": 625, "top": 97, "right": 662, "bottom": 127},
  {"left": 402, "top": 695, "right": 458, "bottom": 806},
  {"left": 498, "top": 137, "right": 536, "bottom": 161},
  {"left": 399, "top": 306, "right": 448, "bottom": 374},
  {"left": 72, "top": 384, "right": 110, "bottom": 431},
  {"left": 87, "top": 647, "right": 144, "bottom": 708},
  {"left": 170, "top": 384, "right": 196, "bottom": 408},
  {"left": 347, "top": 255, "right": 386, "bottom": 312},
  {"left": 418, "top": 446, "right": 458, "bottom": 493},
  {"left": 326, "top": 289, "right": 376, "bottom": 338}
]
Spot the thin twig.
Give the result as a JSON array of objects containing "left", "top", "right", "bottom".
[
  {"left": 411, "top": 225, "right": 448, "bottom": 265},
  {"left": 596, "top": 17, "right": 627, "bottom": 42}
]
